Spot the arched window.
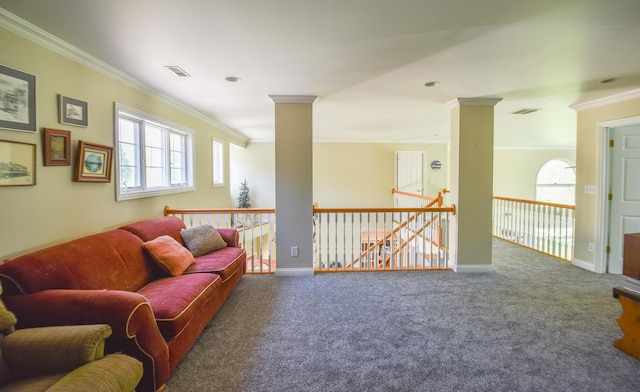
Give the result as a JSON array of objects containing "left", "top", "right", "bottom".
[{"left": 535, "top": 159, "right": 575, "bottom": 205}]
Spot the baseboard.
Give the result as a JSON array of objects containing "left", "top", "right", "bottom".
[
  {"left": 571, "top": 258, "right": 596, "bottom": 272},
  {"left": 453, "top": 264, "right": 494, "bottom": 273},
  {"left": 275, "top": 268, "right": 315, "bottom": 276}
]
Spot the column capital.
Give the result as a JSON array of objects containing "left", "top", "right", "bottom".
[
  {"left": 445, "top": 97, "right": 503, "bottom": 109},
  {"left": 269, "top": 95, "right": 318, "bottom": 104}
]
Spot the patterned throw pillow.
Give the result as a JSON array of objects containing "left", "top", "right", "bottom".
[
  {"left": 180, "top": 225, "right": 227, "bottom": 257},
  {"left": 143, "top": 235, "right": 195, "bottom": 276}
]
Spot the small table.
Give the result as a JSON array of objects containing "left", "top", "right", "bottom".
[{"left": 613, "top": 286, "right": 640, "bottom": 360}]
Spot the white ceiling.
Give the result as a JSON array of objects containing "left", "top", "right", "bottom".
[{"left": 2, "top": 0, "right": 640, "bottom": 147}]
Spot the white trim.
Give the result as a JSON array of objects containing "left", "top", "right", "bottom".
[
  {"left": 0, "top": 8, "right": 248, "bottom": 143},
  {"left": 445, "top": 97, "right": 503, "bottom": 109},
  {"left": 268, "top": 95, "right": 318, "bottom": 104},
  {"left": 275, "top": 268, "right": 315, "bottom": 276},
  {"left": 453, "top": 264, "right": 494, "bottom": 273},
  {"left": 571, "top": 89, "right": 640, "bottom": 111},
  {"left": 571, "top": 258, "right": 596, "bottom": 272}
]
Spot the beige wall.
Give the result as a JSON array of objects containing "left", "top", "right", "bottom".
[
  {"left": 230, "top": 142, "right": 449, "bottom": 209},
  {"left": 0, "top": 27, "right": 243, "bottom": 260},
  {"left": 573, "top": 96, "right": 640, "bottom": 268},
  {"left": 493, "top": 149, "right": 576, "bottom": 200}
]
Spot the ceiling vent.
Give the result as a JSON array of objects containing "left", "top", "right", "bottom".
[
  {"left": 165, "top": 66, "right": 190, "bottom": 77},
  {"left": 511, "top": 108, "right": 541, "bottom": 115}
]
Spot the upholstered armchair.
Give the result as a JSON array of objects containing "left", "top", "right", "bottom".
[{"left": 0, "top": 286, "right": 143, "bottom": 392}]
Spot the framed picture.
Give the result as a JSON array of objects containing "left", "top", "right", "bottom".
[
  {"left": 43, "top": 128, "right": 71, "bottom": 166},
  {"left": 0, "top": 64, "right": 36, "bottom": 132},
  {"left": 0, "top": 139, "right": 36, "bottom": 186},
  {"left": 75, "top": 140, "right": 113, "bottom": 182},
  {"left": 59, "top": 95, "right": 88, "bottom": 127}
]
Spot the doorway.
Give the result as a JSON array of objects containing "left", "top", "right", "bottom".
[
  {"left": 395, "top": 151, "right": 424, "bottom": 207},
  {"left": 595, "top": 117, "right": 640, "bottom": 273}
]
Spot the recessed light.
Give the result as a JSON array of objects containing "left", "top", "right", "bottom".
[
  {"left": 424, "top": 81, "right": 439, "bottom": 87},
  {"left": 225, "top": 76, "right": 241, "bottom": 83},
  {"left": 600, "top": 77, "right": 619, "bottom": 84},
  {"left": 165, "top": 66, "right": 190, "bottom": 77}
]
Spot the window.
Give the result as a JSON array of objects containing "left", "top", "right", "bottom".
[
  {"left": 115, "top": 103, "right": 194, "bottom": 200},
  {"left": 212, "top": 139, "right": 224, "bottom": 187},
  {"left": 535, "top": 159, "right": 575, "bottom": 205}
]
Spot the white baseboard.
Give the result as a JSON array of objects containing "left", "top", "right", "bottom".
[
  {"left": 275, "top": 268, "right": 315, "bottom": 276},
  {"left": 453, "top": 264, "right": 494, "bottom": 273},
  {"left": 571, "top": 258, "right": 596, "bottom": 272}
]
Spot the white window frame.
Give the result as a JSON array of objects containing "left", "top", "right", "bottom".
[
  {"left": 114, "top": 103, "right": 195, "bottom": 201},
  {"left": 212, "top": 138, "right": 224, "bottom": 187},
  {"left": 535, "top": 158, "right": 576, "bottom": 205}
]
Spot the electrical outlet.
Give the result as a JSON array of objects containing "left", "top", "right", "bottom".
[
  {"left": 291, "top": 246, "right": 299, "bottom": 257},
  {"left": 588, "top": 242, "right": 595, "bottom": 252}
]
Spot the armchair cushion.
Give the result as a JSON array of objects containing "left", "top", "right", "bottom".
[
  {"left": 2, "top": 324, "right": 111, "bottom": 379},
  {"left": 47, "top": 354, "right": 143, "bottom": 392}
]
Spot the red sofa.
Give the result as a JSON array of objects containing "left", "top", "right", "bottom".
[{"left": 0, "top": 216, "right": 246, "bottom": 392}]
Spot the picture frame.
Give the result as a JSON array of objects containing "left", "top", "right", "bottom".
[
  {"left": 59, "top": 95, "right": 88, "bottom": 127},
  {"left": 43, "top": 128, "right": 72, "bottom": 166},
  {"left": 75, "top": 140, "right": 113, "bottom": 182},
  {"left": 0, "top": 64, "right": 36, "bottom": 132},
  {"left": 0, "top": 139, "right": 36, "bottom": 186}
]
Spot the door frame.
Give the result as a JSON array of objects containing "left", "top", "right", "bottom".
[{"left": 594, "top": 115, "right": 640, "bottom": 273}]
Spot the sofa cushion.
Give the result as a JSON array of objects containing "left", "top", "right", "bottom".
[
  {"left": 0, "top": 230, "right": 157, "bottom": 295},
  {"left": 119, "top": 216, "right": 187, "bottom": 245},
  {"left": 186, "top": 247, "right": 245, "bottom": 281},
  {"left": 143, "top": 236, "right": 195, "bottom": 276},
  {"left": 180, "top": 225, "right": 227, "bottom": 257},
  {"left": 137, "top": 274, "right": 220, "bottom": 340}
]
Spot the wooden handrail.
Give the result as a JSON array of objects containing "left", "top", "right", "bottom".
[
  {"left": 391, "top": 188, "right": 437, "bottom": 201},
  {"left": 492, "top": 196, "right": 574, "bottom": 210},
  {"left": 165, "top": 205, "right": 276, "bottom": 215},
  {"left": 314, "top": 207, "right": 455, "bottom": 214}
]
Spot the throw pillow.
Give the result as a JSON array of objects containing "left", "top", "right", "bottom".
[
  {"left": 180, "top": 225, "right": 227, "bottom": 257},
  {"left": 143, "top": 235, "right": 195, "bottom": 276}
]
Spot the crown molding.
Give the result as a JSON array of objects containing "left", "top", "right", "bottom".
[
  {"left": 0, "top": 8, "right": 247, "bottom": 142},
  {"left": 570, "top": 89, "right": 640, "bottom": 111},
  {"left": 269, "top": 95, "right": 318, "bottom": 104},
  {"left": 444, "top": 97, "right": 503, "bottom": 109}
]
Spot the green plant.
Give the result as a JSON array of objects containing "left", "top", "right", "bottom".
[{"left": 237, "top": 179, "right": 251, "bottom": 208}]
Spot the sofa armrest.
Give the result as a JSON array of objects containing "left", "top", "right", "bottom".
[
  {"left": 3, "top": 290, "right": 170, "bottom": 392},
  {"left": 47, "top": 354, "right": 143, "bottom": 392},
  {"left": 2, "top": 324, "right": 111, "bottom": 379},
  {"left": 217, "top": 228, "right": 240, "bottom": 247}
]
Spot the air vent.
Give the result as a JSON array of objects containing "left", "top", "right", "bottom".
[
  {"left": 511, "top": 108, "right": 541, "bottom": 115},
  {"left": 165, "top": 66, "right": 191, "bottom": 77}
]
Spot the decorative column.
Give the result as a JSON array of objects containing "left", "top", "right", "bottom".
[
  {"left": 448, "top": 98, "right": 502, "bottom": 272},
  {"left": 269, "top": 95, "right": 317, "bottom": 276}
]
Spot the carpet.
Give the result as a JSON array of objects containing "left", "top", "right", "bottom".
[{"left": 166, "top": 239, "right": 640, "bottom": 391}]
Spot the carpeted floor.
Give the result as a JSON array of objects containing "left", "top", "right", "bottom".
[{"left": 166, "top": 239, "right": 640, "bottom": 391}]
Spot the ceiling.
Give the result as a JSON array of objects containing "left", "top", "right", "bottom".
[{"left": 1, "top": 0, "right": 639, "bottom": 147}]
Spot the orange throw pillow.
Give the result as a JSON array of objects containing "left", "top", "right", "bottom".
[{"left": 143, "top": 235, "right": 195, "bottom": 276}]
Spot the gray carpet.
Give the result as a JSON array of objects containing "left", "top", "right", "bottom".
[{"left": 167, "top": 239, "right": 640, "bottom": 391}]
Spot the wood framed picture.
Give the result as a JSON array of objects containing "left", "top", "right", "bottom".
[
  {"left": 59, "top": 95, "right": 88, "bottom": 127},
  {"left": 75, "top": 140, "right": 113, "bottom": 182},
  {"left": 43, "top": 128, "right": 71, "bottom": 166},
  {"left": 0, "top": 139, "right": 36, "bottom": 186},
  {"left": 0, "top": 64, "right": 36, "bottom": 133}
]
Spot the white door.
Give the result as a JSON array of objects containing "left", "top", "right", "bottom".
[
  {"left": 395, "top": 151, "right": 423, "bottom": 207},
  {"left": 608, "top": 124, "right": 640, "bottom": 273}
]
